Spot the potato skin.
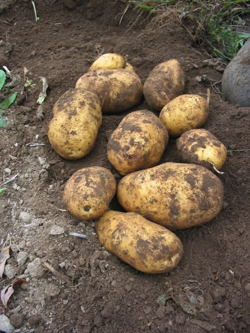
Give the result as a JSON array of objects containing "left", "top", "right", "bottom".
[
  {"left": 117, "top": 162, "right": 224, "bottom": 229},
  {"left": 89, "top": 53, "right": 125, "bottom": 71},
  {"left": 107, "top": 110, "right": 168, "bottom": 175},
  {"left": 143, "top": 59, "right": 185, "bottom": 111},
  {"left": 63, "top": 167, "right": 116, "bottom": 220},
  {"left": 159, "top": 94, "right": 208, "bottom": 137},
  {"left": 177, "top": 129, "right": 227, "bottom": 170},
  {"left": 48, "top": 89, "right": 102, "bottom": 159},
  {"left": 96, "top": 210, "right": 183, "bottom": 274},
  {"left": 75, "top": 69, "right": 142, "bottom": 113}
]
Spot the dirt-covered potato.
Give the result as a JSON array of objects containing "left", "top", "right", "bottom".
[
  {"left": 76, "top": 69, "right": 142, "bottom": 113},
  {"left": 177, "top": 129, "right": 227, "bottom": 170},
  {"left": 118, "top": 162, "right": 224, "bottom": 229},
  {"left": 96, "top": 210, "right": 183, "bottom": 274},
  {"left": 107, "top": 110, "right": 168, "bottom": 175},
  {"left": 89, "top": 53, "right": 126, "bottom": 71},
  {"left": 63, "top": 167, "right": 116, "bottom": 220},
  {"left": 48, "top": 89, "right": 102, "bottom": 159},
  {"left": 159, "top": 94, "right": 209, "bottom": 137},
  {"left": 143, "top": 59, "right": 185, "bottom": 111}
]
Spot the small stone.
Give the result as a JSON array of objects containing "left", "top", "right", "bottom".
[
  {"left": 244, "top": 283, "right": 250, "bottom": 293},
  {"left": 49, "top": 225, "right": 65, "bottom": 235},
  {"left": 9, "top": 313, "right": 24, "bottom": 329},
  {"left": 211, "top": 286, "right": 226, "bottom": 302},
  {"left": 125, "top": 284, "right": 132, "bottom": 292},
  {"left": 101, "top": 302, "right": 113, "bottom": 318},
  {"left": 214, "top": 303, "right": 224, "bottom": 312},
  {"left": 4, "top": 264, "right": 17, "bottom": 279},
  {"left": 19, "top": 211, "right": 32, "bottom": 224},
  {"left": 45, "top": 283, "right": 60, "bottom": 297},
  {"left": 16, "top": 251, "right": 28, "bottom": 266},
  {"left": 26, "top": 258, "right": 45, "bottom": 278},
  {"left": 4, "top": 168, "right": 11, "bottom": 174},
  {"left": 0, "top": 314, "right": 15, "bottom": 333},
  {"left": 144, "top": 306, "right": 151, "bottom": 314}
]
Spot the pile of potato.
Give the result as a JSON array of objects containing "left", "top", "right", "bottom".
[{"left": 48, "top": 53, "right": 227, "bottom": 274}]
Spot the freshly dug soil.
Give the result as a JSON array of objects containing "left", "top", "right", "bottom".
[{"left": 0, "top": 1, "right": 249, "bottom": 332}]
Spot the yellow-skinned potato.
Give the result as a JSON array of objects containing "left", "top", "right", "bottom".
[
  {"left": 63, "top": 167, "right": 116, "bottom": 220},
  {"left": 76, "top": 69, "right": 142, "bottom": 113},
  {"left": 107, "top": 110, "right": 168, "bottom": 175},
  {"left": 48, "top": 89, "right": 102, "bottom": 160},
  {"left": 177, "top": 129, "right": 227, "bottom": 170},
  {"left": 143, "top": 59, "right": 185, "bottom": 111},
  {"left": 117, "top": 162, "right": 224, "bottom": 229},
  {"left": 96, "top": 210, "right": 183, "bottom": 274},
  {"left": 124, "top": 62, "right": 136, "bottom": 73},
  {"left": 159, "top": 94, "right": 209, "bottom": 137},
  {"left": 89, "top": 53, "right": 126, "bottom": 71}
]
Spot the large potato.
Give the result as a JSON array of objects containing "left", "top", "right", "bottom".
[
  {"left": 117, "top": 162, "right": 224, "bottom": 229},
  {"left": 177, "top": 129, "right": 227, "bottom": 170},
  {"left": 96, "top": 210, "right": 183, "bottom": 274},
  {"left": 48, "top": 89, "right": 102, "bottom": 160},
  {"left": 159, "top": 94, "right": 209, "bottom": 137},
  {"left": 107, "top": 110, "right": 168, "bottom": 175},
  {"left": 76, "top": 69, "right": 142, "bottom": 113},
  {"left": 143, "top": 59, "right": 185, "bottom": 111},
  {"left": 89, "top": 53, "right": 126, "bottom": 71},
  {"left": 63, "top": 167, "right": 116, "bottom": 220}
]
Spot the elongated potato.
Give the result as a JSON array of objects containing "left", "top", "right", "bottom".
[
  {"left": 107, "top": 110, "right": 168, "bottom": 175},
  {"left": 63, "top": 167, "right": 116, "bottom": 220},
  {"left": 89, "top": 53, "right": 126, "bottom": 71},
  {"left": 159, "top": 94, "right": 209, "bottom": 137},
  {"left": 76, "top": 69, "right": 142, "bottom": 113},
  {"left": 48, "top": 89, "right": 102, "bottom": 159},
  {"left": 177, "top": 129, "right": 227, "bottom": 170},
  {"left": 143, "top": 59, "right": 185, "bottom": 111},
  {"left": 96, "top": 210, "right": 183, "bottom": 274},
  {"left": 117, "top": 162, "right": 224, "bottom": 229}
]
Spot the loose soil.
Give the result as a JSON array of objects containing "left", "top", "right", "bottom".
[{"left": 0, "top": 1, "right": 249, "bottom": 332}]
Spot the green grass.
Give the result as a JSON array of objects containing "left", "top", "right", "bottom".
[{"left": 130, "top": 0, "right": 250, "bottom": 60}]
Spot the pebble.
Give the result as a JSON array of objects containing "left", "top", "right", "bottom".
[
  {"left": 244, "top": 283, "right": 250, "bottom": 293},
  {"left": 4, "top": 264, "right": 17, "bottom": 279},
  {"left": 4, "top": 168, "right": 11, "bottom": 174},
  {"left": 211, "top": 286, "right": 226, "bottom": 302},
  {"left": 0, "top": 314, "right": 15, "bottom": 333},
  {"left": 49, "top": 225, "right": 65, "bottom": 235},
  {"left": 16, "top": 251, "right": 28, "bottom": 266},
  {"left": 143, "top": 306, "right": 152, "bottom": 314},
  {"left": 19, "top": 211, "right": 32, "bottom": 224},
  {"left": 45, "top": 283, "right": 60, "bottom": 297},
  {"left": 26, "top": 258, "right": 45, "bottom": 278},
  {"left": 101, "top": 302, "right": 114, "bottom": 318},
  {"left": 9, "top": 313, "right": 24, "bottom": 329}
]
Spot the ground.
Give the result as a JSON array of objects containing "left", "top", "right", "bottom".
[{"left": 0, "top": 1, "right": 249, "bottom": 332}]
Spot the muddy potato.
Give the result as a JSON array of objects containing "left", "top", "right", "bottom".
[
  {"left": 117, "top": 162, "right": 224, "bottom": 229},
  {"left": 48, "top": 89, "right": 102, "bottom": 159},
  {"left": 89, "top": 53, "right": 126, "bottom": 71},
  {"left": 76, "top": 69, "right": 142, "bottom": 113},
  {"left": 63, "top": 167, "right": 116, "bottom": 220},
  {"left": 177, "top": 129, "right": 227, "bottom": 170},
  {"left": 143, "top": 59, "right": 185, "bottom": 111},
  {"left": 96, "top": 210, "right": 183, "bottom": 274},
  {"left": 159, "top": 94, "right": 209, "bottom": 137},
  {"left": 107, "top": 110, "right": 168, "bottom": 175}
]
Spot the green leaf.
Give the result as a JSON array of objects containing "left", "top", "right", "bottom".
[
  {"left": 0, "top": 92, "right": 17, "bottom": 110},
  {"left": 137, "top": 4, "right": 154, "bottom": 10},
  {"left": 0, "top": 116, "right": 8, "bottom": 128},
  {"left": 0, "top": 70, "right": 6, "bottom": 90},
  {"left": 0, "top": 188, "right": 7, "bottom": 195}
]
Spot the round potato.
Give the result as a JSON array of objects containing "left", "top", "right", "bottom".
[
  {"left": 89, "top": 53, "right": 126, "bottom": 71},
  {"left": 143, "top": 59, "right": 185, "bottom": 111},
  {"left": 48, "top": 89, "right": 102, "bottom": 159},
  {"left": 107, "top": 110, "right": 168, "bottom": 175},
  {"left": 117, "top": 162, "right": 224, "bottom": 229},
  {"left": 177, "top": 129, "right": 227, "bottom": 170},
  {"left": 159, "top": 94, "right": 209, "bottom": 137},
  {"left": 63, "top": 167, "right": 116, "bottom": 220},
  {"left": 76, "top": 69, "right": 142, "bottom": 113},
  {"left": 96, "top": 210, "right": 183, "bottom": 274}
]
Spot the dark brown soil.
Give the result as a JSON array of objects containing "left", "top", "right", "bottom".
[{"left": 0, "top": 1, "right": 249, "bottom": 332}]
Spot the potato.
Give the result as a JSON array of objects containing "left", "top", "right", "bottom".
[
  {"left": 159, "top": 94, "right": 209, "bottom": 137},
  {"left": 89, "top": 53, "right": 126, "bottom": 71},
  {"left": 177, "top": 129, "right": 227, "bottom": 170},
  {"left": 76, "top": 69, "right": 142, "bottom": 113},
  {"left": 107, "top": 110, "right": 168, "bottom": 175},
  {"left": 48, "top": 88, "right": 102, "bottom": 160},
  {"left": 117, "top": 162, "right": 224, "bottom": 229},
  {"left": 143, "top": 59, "right": 185, "bottom": 111},
  {"left": 63, "top": 167, "right": 116, "bottom": 220},
  {"left": 96, "top": 210, "right": 183, "bottom": 274}
]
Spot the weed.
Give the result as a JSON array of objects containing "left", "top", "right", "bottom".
[{"left": 0, "top": 69, "right": 17, "bottom": 128}]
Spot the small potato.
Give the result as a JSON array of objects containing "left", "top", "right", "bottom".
[
  {"left": 48, "top": 89, "right": 102, "bottom": 159},
  {"left": 143, "top": 59, "right": 185, "bottom": 111},
  {"left": 177, "top": 129, "right": 227, "bottom": 170},
  {"left": 96, "top": 210, "right": 183, "bottom": 274},
  {"left": 117, "top": 162, "right": 224, "bottom": 229},
  {"left": 159, "top": 94, "right": 209, "bottom": 137},
  {"left": 89, "top": 53, "right": 126, "bottom": 71},
  {"left": 107, "top": 110, "right": 168, "bottom": 175},
  {"left": 76, "top": 69, "right": 142, "bottom": 113},
  {"left": 63, "top": 167, "right": 116, "bottom": 220}
]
